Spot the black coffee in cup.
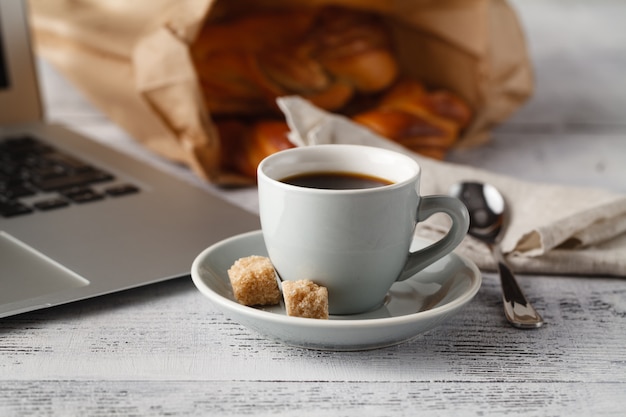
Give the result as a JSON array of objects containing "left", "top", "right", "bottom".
[{"left": 281, "top": 172, "right": 393, "bottom": 190}]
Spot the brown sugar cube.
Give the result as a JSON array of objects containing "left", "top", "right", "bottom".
[
  {"left": 282, "top": 280, "right": 329, "bottom": 319},
  {"left": 227, "top": 256, "right": 281, "bottom": 306}
]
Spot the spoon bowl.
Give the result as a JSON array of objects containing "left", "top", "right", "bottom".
[{"left": 450, "top": 181, "right": 544, "bottom": 329}]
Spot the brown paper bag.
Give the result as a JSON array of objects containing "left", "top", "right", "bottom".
[{"left": 29, "top": 0, "right": 533, "bottom": 185}]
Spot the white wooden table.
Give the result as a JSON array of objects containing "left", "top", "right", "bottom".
[{"left": 2, "top": 1, "right": 625, "bottom": 415}]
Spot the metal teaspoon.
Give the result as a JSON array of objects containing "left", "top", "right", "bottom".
[{"left": 450, "top": 181, "right": 544, "bottom": 329}]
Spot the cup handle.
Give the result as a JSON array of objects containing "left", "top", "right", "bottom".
[{"left": 397, "top": 195, "right": 470, "bottom": 281}]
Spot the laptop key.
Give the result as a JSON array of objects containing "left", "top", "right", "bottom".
[
  {"left": 105, "top": 184, "right": 140, "bottom": 197},
  {"left": 32, "top": 198, "right": 70, "bottom": 211},
  {"left": 43, "top": 151, "right": 94, "bottom": 172},
  {"left": 62, "top": 187, "right": 104, "bottom": 203},
  {"left": 0, "top": 178, "right": 36, "bottom": 199},
  {"left": 28, "top": 165, "right": 67, "bottom": 181},
  {"left": 33, "top": 169, "right": 115, "bottom": 192},
  {"left": 0, "top": 197, "right": 33, "bottom": 217}
]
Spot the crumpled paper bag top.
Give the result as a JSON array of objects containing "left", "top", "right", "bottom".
[{"left": 29, "top": 0, "right": 533, "bottom": 184}]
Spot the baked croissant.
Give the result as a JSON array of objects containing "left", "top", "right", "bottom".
[
  {"left": 352, "top": 80, "right": 472, "bottom": 159},
  {"left": 192, "top": 6, "right": 398, "bottom": 116},
  {"left": 217, "top": 119, "right": 294, "bottom": 179}
]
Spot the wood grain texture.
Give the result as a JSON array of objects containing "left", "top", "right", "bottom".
[
  {"left": 1, "top": 275, "right": 624, "bottom": 416},
  {"left": 2, "top": 0, "right": 625, "bottom": 415},
  {"left": 1, "top": 380, "right": 624, "bottom": 416}
]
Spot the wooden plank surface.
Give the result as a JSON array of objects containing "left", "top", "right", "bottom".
[
  {"left": 1, "top": 275, "right": 624, "bottom": 415},
  {"left": 2, "top": 0, "right": 625, "bottom": 415}
]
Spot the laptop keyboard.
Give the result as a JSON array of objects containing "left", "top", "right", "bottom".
[{"left": 0, "top": 135, "right": 140, "bottom": 218}]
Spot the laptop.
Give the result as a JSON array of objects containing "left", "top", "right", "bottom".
[{"left": 0, "top": 0, "right": 260, "bottom": 318}]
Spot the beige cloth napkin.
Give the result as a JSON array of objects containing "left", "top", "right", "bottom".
[{"left": 277, "top": 96, "right": 626, "bottom": 277}]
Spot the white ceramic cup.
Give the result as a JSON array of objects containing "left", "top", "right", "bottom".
[{"left": 257, "top": 144, "right": 469, "bottom": 315}]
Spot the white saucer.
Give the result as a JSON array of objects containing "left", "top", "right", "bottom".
[{"left": 191, "top": 230, "right": 481, "bottom": 351}]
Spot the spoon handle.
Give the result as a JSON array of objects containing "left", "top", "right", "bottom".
[{"left": 491, "top": 245, "right": 544, "bottom": 329}]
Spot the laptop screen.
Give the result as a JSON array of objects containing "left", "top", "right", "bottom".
[
  {"left": 0, "top": 18, "right": 9, "bottom": 90},
  {"left": 0, "top": 0, "right": 42, "bottom": 125}
]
